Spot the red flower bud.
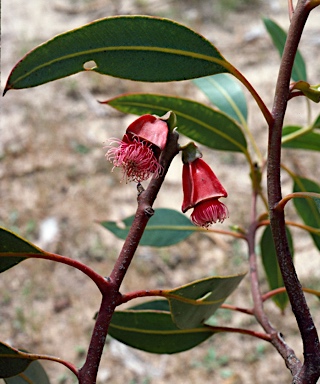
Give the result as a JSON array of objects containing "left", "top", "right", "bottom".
[
  {"left": 105, "top": 115, "right": 168, "bottom": 182},
  {"left": 182, "top": 158, "right": 228, "bottom": 227}
]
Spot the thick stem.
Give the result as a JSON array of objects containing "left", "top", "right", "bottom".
[
  {"left": 78, "top": 293, "right": 116, "bottom": 384},
  {"left": 78, "top": 130, "right": 180, "bottom": 384},
  {"left": 268, "top": 1, "right": 320, "bottom": 382},
  {"left": 247, "top": 191, "right": 302, "bottom": 375}
]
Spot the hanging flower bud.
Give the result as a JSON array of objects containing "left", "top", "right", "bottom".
[
  {"left": 105, "top": 114, "right": 169, "bottom": 182},
  {"left": 181, "top": 144, "right": 228, "bottom": 227}
]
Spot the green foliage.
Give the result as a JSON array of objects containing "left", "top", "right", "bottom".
[
  {"left": 2, "top": 3, "right": 320, "bottom": 383},
  {"left": 313, "top": 114, "right": 320, "bottom": 128},
  {"left": 4, "top": 360, "right": 50, "bottom": 384},
  {"left": 290, "top": 81, "right": 320, "bottom": 103},
  {"left": 109, "top": 300, "right": 213, "bottom": 354},
  {"left": 193, "top": 73, "right": 248, "bottom": 123},
  {"left": 0, "top": 342, "right": 35, "bottom": 379},
  {"left": 166, "top": 274, "right": 246, "bottom": 329},
  {"left": 109, "top": 272, "right": 245, "bottom": 353},
  {"left": 100, "top": 208, "right": 195, "bottom": 247},
  {"left": 0, "top": 228, "right": 45, "bottom": 273},
  {"left": 293, "top": 176, "right": 320, "bottom": 250},
  {"left": 263, "top": 17, "right": 307, "bottom": 82},
  {"left": 282, "top": 125, "right": 320, "bottom": 151},
  {"left": 104, "top": 93, "right": 247, "bottom": 153},
  {"left": 4, "top": 16, "right": 231, "bottom": 92}
]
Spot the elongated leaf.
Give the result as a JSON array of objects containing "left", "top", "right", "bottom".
[
  {"left": 4, "top": 360, "right": 50, "bottom": 384},
  {"left": 109, "top": 306, "right": 213, "bottom": 354},
  {"left": 0, "top": 228, "right": 45, "bottom": 273},
  {"left": 4, "top": 16, "right": 231, "bottom": 92},
  {"left": 293, "top": 176, "right": 320, "bottom": 250},
  {"left": 282, "top": 125, "right": 320, "bottom": 151},
  {"left": 193, "top": 74, "right": 247, "bottom": 123},
  {"left": 100, "top": 208, "right": 195, "bottom": 247},
  {"left": 0, "top": 342, "right": 35, "bottom": 378},
  {"left": 263, "top": 18, "right": 306, "bottom": 82},
  {"left": 103, "top": 93, "right": 247, "bottom": 153},
  {"left": 260, "top": 226, "right": 294, "bottom": 311},
  {"left": 165, "top": 274, "right": 246, "bottom": 329}
]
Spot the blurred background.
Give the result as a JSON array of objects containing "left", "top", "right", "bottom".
[{"left": 1, "top": 1, "right": 319, "bottom": 383}]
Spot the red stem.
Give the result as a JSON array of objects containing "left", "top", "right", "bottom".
[
  {"left": 226, "top": 63, "right": 273, "bottom": 126},
  {"left": 78, "top": 130, "right": 180, "bottom": 384},
  {"left": 119, "top": 289, "right": 254, "bottom": 315},
  {"left": 262, "top": 287, "right": 320, "bottom": 302},
  {"left": 204, "top": 324, "right": 271, "bottom": 342},
  {"left": 35, "top": 354, "right": 79, "bottom": 378},
  {"left": 2, "top": 252, "right": 108, "bottom": 293}
]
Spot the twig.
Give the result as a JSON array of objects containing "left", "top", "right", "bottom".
[
  {"left": 262, "top": 287, "right": 320, "bottom": 302},
  {"left": 1, "top": 252, "right": 108, "bottom": 294},
  {"left": 204, "top": 324, "right": 271, "bottom": 342}
]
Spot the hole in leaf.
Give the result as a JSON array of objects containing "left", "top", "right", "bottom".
[
  {"left": 197, "top": 292, "right": 212, "bottom": 302},
  {"left": 83, "top": 60, "right": 97, "bottom": 70}
]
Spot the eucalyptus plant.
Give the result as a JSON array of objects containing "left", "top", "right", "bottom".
[{"left": 1, "top": 1, "right": 320, "bottom": 383}]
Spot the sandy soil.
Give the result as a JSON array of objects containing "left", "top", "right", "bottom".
[{"left": 1, "top": 0, "right": 320, "bottom": 383}]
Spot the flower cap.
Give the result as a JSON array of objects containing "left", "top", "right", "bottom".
[{"left": 126, "top": 114, "right": 168, "bottom": 152}]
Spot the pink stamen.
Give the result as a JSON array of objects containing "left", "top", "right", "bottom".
[{"left": 105, "top": 137, "right": 163, "bottom": 183}]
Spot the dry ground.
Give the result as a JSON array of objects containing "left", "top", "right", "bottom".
[{"left": 1, "top": 0, "right": 320, "bottom": 383}]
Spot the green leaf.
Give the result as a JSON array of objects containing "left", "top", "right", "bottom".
[
  {"left": 4, "top": 360, "right": 50, "bottom": 384},
  {"left": 293, "top": 176, "right": 320, "bottom": 250},
  {"left": 193, "top": 73, "right": 248, "bottom": 123},
  {"left": 282, "top": 125, "right": 320, "bottom": 151},
  {"left": 4, "top": 16, "right": 231, "bottom": 92},
  {"left": 165, "top": 274, "right": 246, "bottom": 329},
  {"left": 109, "top": 303, "right": 213, "bottom": 354},
  {"left": 0, "top": 228, "right": 45, "bottom": 273},
  {"left": 291, "top": 81, "right": 320, "bottom": 103},
  {"left": 260, "top": 226, "right": 294, "bottom": 311},
  {"left": 0, "top": 342, "right": 35, "bottom": 379},
  {"left": 263, "top": 18, "right": 307, "bottom": 82},
  {"left": 104, "top": 93, "right": 247, "bottom": 153},
  {"left": 130, "top": 300, "right": 170, "bottom": 312},
  {"left": 313, "top": 114, "right": 320, "bottom": 129},
  {"left": 100, "top": 208, "right": 195, "bottom": 247}
]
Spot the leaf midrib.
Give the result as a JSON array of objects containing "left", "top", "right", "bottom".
[{"left": 11, "top": 46, "right": 229, "bottom": 88}]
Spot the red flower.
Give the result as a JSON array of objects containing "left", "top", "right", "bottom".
[
  {"left": 105, "top": 114, "right": 168, "bottom": 182},
  {"left": 182, "top": 158, "right": 228, "bottom": 227}
]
